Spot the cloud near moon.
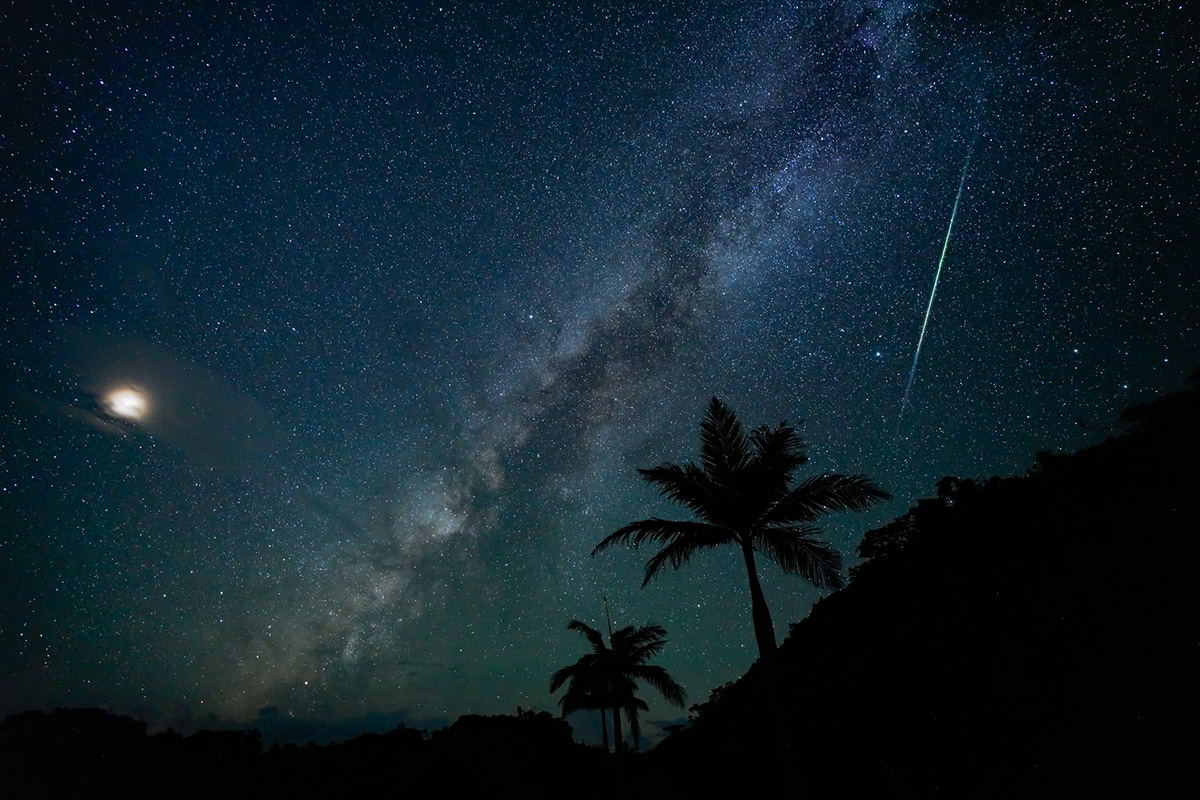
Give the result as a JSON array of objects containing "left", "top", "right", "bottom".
[
  {"left": 104, "top": 387, "right": 149, "bottom": 420},
  {"left": 65, "top": 328, "right": 286, "bottom": 474}
]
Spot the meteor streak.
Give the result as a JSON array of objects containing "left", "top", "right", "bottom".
[{"left": 898, "top": 138, "right": 975, "bottom": 431}]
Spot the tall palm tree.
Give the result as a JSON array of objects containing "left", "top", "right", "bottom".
[
  {"left": 552, "top": 650, "right": 610, "bottom": 751},
  {"left": 593, "top": 397, "right": 889, "bottom": 658},
  {"left": 549, "top": 620, "right": 686, "bottom": 752}
]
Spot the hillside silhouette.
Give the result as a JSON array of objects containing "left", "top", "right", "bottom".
[
  {"left": 2, "top": 376, "right": 1197, "bottom": 797},
  {"left": 653, "top": 372, "right": 1200, "bottom": 797},
  {"left": 0, "top": 706, "right": 602, "bottom": 797}
]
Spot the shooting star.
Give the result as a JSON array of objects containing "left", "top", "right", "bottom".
[{"left": 898, "top": 138, "right": 976, "bottom": 432}]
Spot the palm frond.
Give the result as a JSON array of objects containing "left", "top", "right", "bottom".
[
  {"left": 755, "top": 526, "right": 846, "bottom": 590},
  {"left": 626, "top": 638, "right": 665, "bottom": 664},
  {"left": 699, "top": 397, "right": 750, "bottom": 480},
  {"left": 640, "top": 532, "right": 728, "bottom": 585},
  {"left": 763, "top": 473, "right": 890, "bottom": 525},
  {"left": 565, "top": 619, "right": 607, "bottom": 652},
  {"left": 626, "top": 664, "right": 687, "bottom": 707},
  {"left": 549, "top": 663, "right": 581, "bottom": 694},
  {"left": 613, "top": 623, "right": 666, "bottom": 653},
  {"left": 623, "top": 696, "right": 650, "bottom": 748},
  {"left": 619, "top": 625, "right": 669, "bottom": 663},
  {"left": 627, "top": 642, "right": 665, "bottom": 664},
  {"left": 550, "top": 652, "right": 605, "bottom": 691},
  {"left": 592, "top": 518, "right": 729, "bottom": 555},
  {"left": 749, "top": 422, "right": 807, "bottom": 485},
  {"left": 558, "top": 678, "right": 599, "bottom": 716},
  {"left": 637, "top": 462, "right": 715, "bottom": 518}
]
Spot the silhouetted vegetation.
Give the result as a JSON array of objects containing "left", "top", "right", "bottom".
[
  {"left": 653, "top": 373, "right": 1200, "bottom": 796},
  {"left": 0, "top": 706, "right": 602, "bottom": 797},
  {"left": 3, "top": 377, "right": 1196, "bottom": 796},
  {"left": 594, "top": 397, "right": 888, "bottom": 656},
  {"left": 550, "top": 619, "right": 686, "bottom": 752}
]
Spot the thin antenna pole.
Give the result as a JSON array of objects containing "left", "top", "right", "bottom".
[{"left": 603, "top": 596, "right": 613, "bottom": 640}]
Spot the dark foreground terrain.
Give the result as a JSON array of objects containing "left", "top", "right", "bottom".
[
  {"left": 4, "top": 376, "right": 1198, "bottom": 798},
  {"left": 651, "top": 374, "right": 1200, "bottom": 798}
]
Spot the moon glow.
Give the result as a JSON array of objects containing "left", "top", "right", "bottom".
[{"left": 105, "top": 388, "right": 148, "bottom": 420}]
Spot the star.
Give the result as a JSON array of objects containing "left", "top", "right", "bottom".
[{"left": 0, "top": 1, "right": 1194, "bottom": 747}]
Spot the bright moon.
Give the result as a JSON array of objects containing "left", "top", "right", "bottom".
[{"left": 105, "top": 388, "right": 148, "bottom": 420}]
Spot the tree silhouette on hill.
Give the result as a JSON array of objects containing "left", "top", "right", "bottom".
[
  {"left": 656, "top": 374, "right": 1200, "bottom": 797},
  {"left": 550, "top": 620, "right": 685, "bottom": 752},
  {"left": 594, "top": 397, "right": 888, "bottom": 657}
]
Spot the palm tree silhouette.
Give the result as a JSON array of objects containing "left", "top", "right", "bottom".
[
  {"left": 549, "top": 619, "right": 686, "bottom": 752},
  {"left": 593, "top": 397, "right": 889, "bottom": 658},
  {"left": 553, "top": 647, "right": 611, "bottom": 751}
]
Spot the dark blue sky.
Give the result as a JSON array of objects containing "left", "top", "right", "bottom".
[{"left": 3, "top": 1, "right": 1196, "bottom": 745}]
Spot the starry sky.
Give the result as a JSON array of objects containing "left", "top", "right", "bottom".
[{"left": 2, "top": 1, "right": 1196, "bottom": 744}]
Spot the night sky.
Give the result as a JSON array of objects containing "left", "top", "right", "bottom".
[{"left": 2, "top": 1, "right": 1196, "bottom": 744}]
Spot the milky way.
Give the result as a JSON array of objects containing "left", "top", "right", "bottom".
[{"left": 2, "top": 1, "right": 1196, "bottom": 743}]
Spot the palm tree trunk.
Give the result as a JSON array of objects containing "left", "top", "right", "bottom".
[
  {"left": 600, "top": 706, "right": 609, "bottom": 752},
  {"left": 740, "top": 538, "right": 779, "bottom": 657},
  {"left": 612, "top": 706, "right": 623, "bottom": 753}
]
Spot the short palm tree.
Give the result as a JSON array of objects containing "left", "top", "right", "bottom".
[
  {"left": 549, "top": 620, "right": 686, "bottom": 752},
  {"left": 593, "top": 397, "right": 889, "bottom": 658},
  {"left": 554, "top": 653, "right": 611, "bottom": 751}
]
